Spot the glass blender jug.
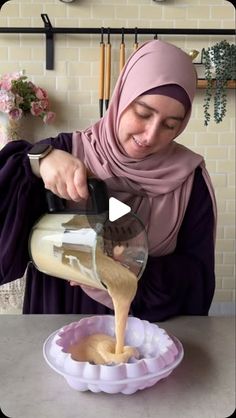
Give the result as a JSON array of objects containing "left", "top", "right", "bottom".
[{"left": 29, "top": 179, "right": 148, "bottom": 290}]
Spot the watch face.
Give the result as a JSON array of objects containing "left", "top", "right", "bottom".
[{"left": 29, "top": 144, "right": 51, "bottom": 155}]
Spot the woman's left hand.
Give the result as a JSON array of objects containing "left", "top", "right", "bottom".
[{"left": 69, "top": 281, "right": 114, "bottom": 310}]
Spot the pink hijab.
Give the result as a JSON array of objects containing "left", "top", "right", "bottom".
[{"left": 72, "top": 40, "right": 217, "bottom": 256}]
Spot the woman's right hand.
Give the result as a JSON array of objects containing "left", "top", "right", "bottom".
[{"left": 39, "top": 149, "right": 89, "bottom": 201}]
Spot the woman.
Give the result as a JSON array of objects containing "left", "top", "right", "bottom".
[{"left": 0, "top": 40, "right": 217, "bottom": 320}]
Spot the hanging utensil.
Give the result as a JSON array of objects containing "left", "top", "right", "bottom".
[
  {"left": 119, "top": 28, "right": 125, "bottom": 73},
  {"left": 98, "top": 28, "right": 105, "bottom": 118},
  {"left": 133, "top": 27, "right": 139, "bottom": 51},
  {"left": 104, "top": 28, "right": 111, "bottom": 111}
]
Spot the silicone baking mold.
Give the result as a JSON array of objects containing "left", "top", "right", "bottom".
[{"left": 43, "top": 315, "right": 184, "bottom": 394}]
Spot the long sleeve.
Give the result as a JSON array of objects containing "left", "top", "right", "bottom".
[
  {"left": 0, "top": 134, "right": 72, "bottom": 285},
  {"left": 131, "top": 167, "right": 215, "bottom": 322}
]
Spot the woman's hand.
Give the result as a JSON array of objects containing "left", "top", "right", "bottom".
[
  {"left": 72, "top": 282, "right": 114, "bottom": 310},
  {"left": 39, "top": 149, "right": 89, "bottom": 201}
]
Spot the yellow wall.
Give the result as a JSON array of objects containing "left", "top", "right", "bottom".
[{"left": 0, "top": 0, "right": 235, "bottom": 304}]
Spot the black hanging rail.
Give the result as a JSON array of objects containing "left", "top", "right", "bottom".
[
  {"left": 0, "top": 14, "right": 234, "bottom": 70},
  {"left": 0, "top": 26, "right": 235, "bottom": 35}
]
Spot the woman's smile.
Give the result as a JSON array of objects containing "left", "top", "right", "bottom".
[{"left": 132, "top": 136, "right": 149, "bottom": 148}]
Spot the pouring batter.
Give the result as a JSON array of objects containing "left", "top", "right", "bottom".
[{"left": 67, "top": 247, "right": 139, "bottom": 364}]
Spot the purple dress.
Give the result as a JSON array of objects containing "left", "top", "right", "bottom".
[{"left": 0, "top": 134, "right": 215, "bottom": 321}]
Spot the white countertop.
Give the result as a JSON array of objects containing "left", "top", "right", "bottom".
[{"left": 0, "top": 315, "right": 235, "bottom": 418}]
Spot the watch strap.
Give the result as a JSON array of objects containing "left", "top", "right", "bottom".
[{"left": 27, "top": 144, "right": 53, "bottom": 177}]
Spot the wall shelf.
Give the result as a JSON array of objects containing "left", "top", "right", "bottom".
[
  {"left": 0, "top": 14, "right": 235, "bottom": 70},
  {"left": 197, "top": 80, "right": 236, "bottom": 89}
]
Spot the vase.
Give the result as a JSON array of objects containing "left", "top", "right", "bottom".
[
  {"left": 0, "top": 112, "right": 22, "bottom": 150},
  {"left": 0, "top": 113, "right": 53, "bottom": 150}
]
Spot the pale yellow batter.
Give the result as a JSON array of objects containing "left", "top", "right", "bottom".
[
  {"left": 68, "top": 334, "right": 139, "bottom": 364},
  {"left": 68, "top": 247, "right": 139, "bottom": 364}
]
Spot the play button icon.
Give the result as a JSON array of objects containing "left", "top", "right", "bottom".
[
  {"left": 85, "top": 176, "right": 151, "bottom": 241},
  {"left": 109, "top": 197, "right": 131, "bottom": 222}
]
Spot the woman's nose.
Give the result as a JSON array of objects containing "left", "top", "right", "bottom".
[{"left": 143, "top": 121, "right": 161, "bottom": 144}]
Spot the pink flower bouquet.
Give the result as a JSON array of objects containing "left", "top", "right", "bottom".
[{"left": 0, "top": 70, "right": 56, "bottom": 123}]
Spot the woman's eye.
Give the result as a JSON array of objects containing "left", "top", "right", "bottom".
[
  {"left": 137, "top": 112, "right": 150, "bottom": 119},
  {"left": 134, "top": 109, "right": 151, "bottom": 119},
  {"left": 133, "top": 104, "right": 151, "bottom": 119},
  {"left": 165, "top": 125, "right": 175, "bottom": 130},
  {"left": 164, "top": 122, "right": 179, "bottom": 130}
]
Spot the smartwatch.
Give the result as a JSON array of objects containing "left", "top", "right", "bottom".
[{"left": 27, "top": 143, "right": 53, "bottom": 177}]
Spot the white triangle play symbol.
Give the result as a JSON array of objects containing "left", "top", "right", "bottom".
[{"left": 109, "top": 197, "right": 131, "bottom": 222}]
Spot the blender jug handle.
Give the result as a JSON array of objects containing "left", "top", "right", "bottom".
[
  {"left": 45, "top": 178, "right": 109, "bottom": 214},
  {"left": 87, "top": 178, "right": 109, "bottom": 214}
]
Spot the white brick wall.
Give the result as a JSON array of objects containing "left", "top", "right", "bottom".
[{"left": 0, "top": 0, "right": 235, "bottom": 304}]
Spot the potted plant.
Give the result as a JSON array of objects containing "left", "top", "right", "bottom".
[
  {"left": 201, "top": 40, "right": 236, "bottom": 126},
  {"left": 0, "top": 70, "right": 56, "bottom": 148}
]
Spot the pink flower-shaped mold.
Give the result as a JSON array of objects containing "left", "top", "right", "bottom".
[{"left": 43, "top": 315, "right": 184, "bottom": 395}]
